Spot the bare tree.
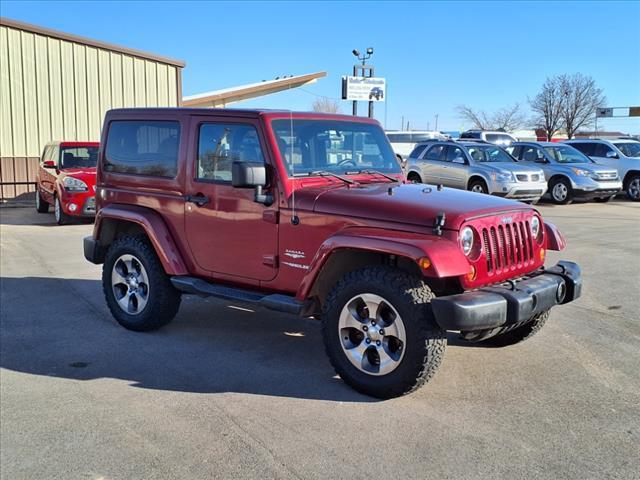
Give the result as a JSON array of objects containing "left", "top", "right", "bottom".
[
  {"left": 312, "top": 97, "right": 342, "bottom": 114},
  {"left": 529, "top": 76, "right": 565, "bottom": 141},
  {"left": 457, "top": 103, "right": 526, "bottom": 131},
  {"left": 559, "top": 73, "right": 606, "bottom": 139}
]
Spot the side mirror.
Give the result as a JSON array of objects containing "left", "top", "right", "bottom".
[
  {"left": 605, "top": 151, "right": 618, "bottom": 159},
  {"left": 43, "top": 160, "right": 56, "bottom": 168},
  {"left": 232, "top": 162, "right": 267, "bottom": 188}
]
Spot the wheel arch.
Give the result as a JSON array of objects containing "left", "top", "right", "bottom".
[
  {"left": 93, "top": 204, "right": 189, "bottom": 275},
  {"left": 467, "top": 175, "right": 488, "bottom": 190},
  {"left": 622, "top": 170, "right": 640, "bottom": 188},
  {"left": 296, "top": 228, "right": 470, "bottom": 304}
]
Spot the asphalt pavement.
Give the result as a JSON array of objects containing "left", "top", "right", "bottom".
[{"left": 1, "top": 199, "right": 639, "bottom": 480}]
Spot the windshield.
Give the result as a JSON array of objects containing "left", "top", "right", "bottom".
[
  {"left": 613, "top": 142, "right": 640, "bottom": 157},
  {"left": 467, "top": 145, "right": 516, "bottom": 163},
  {"left": 544, "top": 145, "right": 591, "bottom": 163},
  {"left": 272, "top": 119, "right": 401, "bottom": 176},
  {"left": 60, "top": 146, "right": 98, "bottom": 169}
]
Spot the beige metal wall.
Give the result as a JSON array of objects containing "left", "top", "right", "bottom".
[{"left": 0, "top": 22, "right": 181, "bottom": 199}]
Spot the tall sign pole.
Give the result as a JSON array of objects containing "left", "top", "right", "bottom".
[{"left": 343, "top": 48, "right": 384, "bottom": 119}]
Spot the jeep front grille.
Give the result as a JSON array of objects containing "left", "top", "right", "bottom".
[{"left": 482, "top": 220, "right": 534, "bottom": 273}]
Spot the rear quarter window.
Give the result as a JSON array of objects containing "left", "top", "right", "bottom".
[{"left": 104, "top": 120, "right": 181, "bottom": 177}]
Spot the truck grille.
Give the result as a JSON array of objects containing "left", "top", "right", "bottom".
[{"left": 482, "top": 220, "right": 534, "bottom": 273}]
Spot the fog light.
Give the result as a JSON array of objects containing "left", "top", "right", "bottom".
[
  {"left": 418, "top": 257, "right": 431, "bottom": 270},
  {"left": 465, "top": 265, "right": 477, "bottom": 281},
  {"left": 539, "top": 248, "right": 545, "bottom": 261},
  {"left": 68, "top": 203, "right": 78, "bottom": 212}
]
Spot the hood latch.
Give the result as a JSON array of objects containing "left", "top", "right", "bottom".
[{"left": 433, "top": 212, "right": 446, "bottom": 236}]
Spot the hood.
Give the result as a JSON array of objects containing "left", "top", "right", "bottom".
[
  {"left": 59, "top": 167, "right": 97, "bottom": 186},
  {"left": 552, "top": 162, "right": 617, "bottom": 175},
  {"left": 293, "top": 182, "right": 531, "bottom": 231}
]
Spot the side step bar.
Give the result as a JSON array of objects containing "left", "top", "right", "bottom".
[{"left": 170, "top": 276, "right": 310, "bottom": 316}]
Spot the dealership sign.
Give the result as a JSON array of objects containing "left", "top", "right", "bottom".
[
  {"left": 342, "top": 76, "right": 386, "bottom": 102},
  {"left": 596, "top": 107, "right": 614, "bottom": 118}
]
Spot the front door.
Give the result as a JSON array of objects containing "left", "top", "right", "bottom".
[
  {"left": 184, "top": 118, "right": 279, "bottom": 282},
  {"left": 443, "top": 145, "right": 469, "bottom": 189}
]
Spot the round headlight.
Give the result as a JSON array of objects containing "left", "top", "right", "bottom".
[
  {"left": 531, "top": 216, "right": 541, "bottom": 241},
  {"left": 460, "top": 227, "right": 474, "bottom": 256}
]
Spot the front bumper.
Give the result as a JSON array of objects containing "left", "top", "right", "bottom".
[
  {"left": 430, "top": 261, "right": 581, "bottom": 331},
  {"left": 571, "top": 177, "right": 622, "bottom": 198},
  {"left": 59, "top": 191, "right": 96, "bottom": 217},
  {"left": 491, "top": 180, "right": 548, "bottom": 201}
]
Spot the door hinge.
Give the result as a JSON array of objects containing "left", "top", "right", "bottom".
[
  {"left": 263, "top": 210, "right": 279, "bottom": 224},
  {"left": 262, "top": 254, "right": 278, "bottom": 268}
]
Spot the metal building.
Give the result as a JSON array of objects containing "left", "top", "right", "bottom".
[{"left": 0, "top": 17, "right": 185, "bottom": 200}]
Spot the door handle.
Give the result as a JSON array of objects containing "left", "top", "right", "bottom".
[{"left": 186, "top": 194, "right": 210, "bottom": 207}]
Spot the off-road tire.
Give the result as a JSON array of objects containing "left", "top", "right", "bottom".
[
  {"left": 35, "top": 189, "right": 49, "bottom": 213},
  {"left": 480, "top": 310, "right": 550, "bottom": 347},
  {"left": 54, "top": 195, "right": 70, "bottom": 225},
  {"left": 625, "top": 174, "right": 640, "bottom": 201},
  {"left": 469, "top": 179, "right": 488, "bottom": 194},
  {"left": 322, "top": 266, "right": 446, "bottom": 399},
  {"left": 102, "top": 235, "right": 181, "bottom": 332},
  {"left": 549, "top": 177, "right": 573, "bottom": 205}
]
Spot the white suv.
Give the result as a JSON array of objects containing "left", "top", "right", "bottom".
[
  {"left": 460, "top": 130, "right": 518, "bottom": 146},
  {"left": 564, "top": 139, "right": 640, "bottom": 201}
]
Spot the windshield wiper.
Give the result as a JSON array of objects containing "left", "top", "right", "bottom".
[
  {"left": 293, "top": 170, "right": 355, "bottom": 185},
  {"left": 356, "top": 169, "right": 401, "bottom": 183}
]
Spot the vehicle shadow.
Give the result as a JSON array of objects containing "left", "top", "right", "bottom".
[
  {"left": 0, "top": 276, "right": 378, "bottom": 403},
  {"left": 0, "top": 206, "right": 93, "bottom": 226}
]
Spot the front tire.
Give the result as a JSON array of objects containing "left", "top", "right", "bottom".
[
  {"left": 103, "top": 235, "right": 181, "bottom": 332},
  {"left": 625, "top": 174, "right": 640, "bottom": 201},
  {"left": 407, "top": 172, "right": 422, "bottom": 184},
  {"left": 322, "top": 266, "right": 446, "bottom": 399},
  {"left": 54, "top": 195, "right": 70, "bottom": 224},
  {"left": 480, "top": 311, "right": 549, "bottom": 347},
  {"left": 35, "top": 189, "right": 49, "bottom": 213},
  {"left": 549, "top": 177, "right": 573, "bottom": 204}
]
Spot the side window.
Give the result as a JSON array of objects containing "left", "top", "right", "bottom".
[
  {"left": 424, "top": 145, "right": 446, "bottom": 161},
  {"left": 446, "top": 146, "right": 466, "bottom": 163},
  {"left": 571, "top": 143, "right": 594, "bottom": 156},
  {"left": 105, "top": 120, "right": 180, "bottom": 177},
  {"left": 593, "top": 143, "right": 614, "bottom": 157},
  {"left": 197, "top": 123, "right": 264, "bottom": 182},
  {"left": 409, "top": 144, "right": 428, "bottom": 159},
  {"left": 507, "top": 146, "right": 520, "bottom": 159},
  {"left": 521, "top": 146, "right": 541, "bottom": 162}
]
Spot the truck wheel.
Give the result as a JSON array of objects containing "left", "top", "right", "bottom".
[
  {"left": 480, "top": 310, "right": 549, "bottom": 347},
  {"left": 549, "top": 178, "right": 573, "bottom": 204},
  {"left": 35, "top": 189, "right": 49, "bottom": 213},
  {"left": 102, "top": 235, "right": 181, "bottom": 332},
  {"left": 54, "top": 195, "right": 70, "bottom": 224},
  {"left": 468, "top": 179, "right": 488, "bottom": 194},
  {"left": 625, "top": 174, "right": 640, "bottom": 201},
  {"left": 322, "top": 266, "right": 446, "bottom": 399}
]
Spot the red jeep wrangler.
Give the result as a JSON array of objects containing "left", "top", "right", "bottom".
[
  {"left": 84, "top": 109, "right": 581, "bottom": 398},
  {"left": 35, "top": 141, "right": 99, "bottom": 224}
]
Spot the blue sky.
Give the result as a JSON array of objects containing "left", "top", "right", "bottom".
[{"left": 3, "top": 1, "right": 640, "bottom": 133}]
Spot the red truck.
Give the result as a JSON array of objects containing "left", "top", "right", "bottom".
[
  {"left": 35, "top": 141, "right": 99, "bottom": 224},
  {"left": 84, "top": 109, "right": 581, "bottom": 398}
]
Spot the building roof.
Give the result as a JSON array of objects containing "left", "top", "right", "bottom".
[
  {"left": 0, "top": 17, "right": 185, "bottom": 67},
  {"left": 182, "top": 72, "right": 327, "bottom": 107}
]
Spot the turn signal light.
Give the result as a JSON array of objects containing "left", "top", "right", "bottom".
[
  {"left": 418, "top": 257, "right": 431, "bottom": 270},
  {"left": 539, "top": 248, "right": 546, "bottom": 261},
  {"left": 466, "top": 265, "right": 477, "bottom": 281}
]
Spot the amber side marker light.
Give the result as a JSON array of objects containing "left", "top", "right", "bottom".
[
  {"left": 539, "top": 248, "right": 546, "bottom": 262},
  {"left": 466, "top": 265, "right": 477, "bottom": 281},
  {"left": 418, "top": 257, "right": 431, "bottom": 270}
]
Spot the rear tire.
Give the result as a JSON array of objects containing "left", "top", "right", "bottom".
[
  {"left": 480, "top": 311, "right": 549, "bottom": 347},
  {"left": 102, "top": 235, "right": 181, "bottom": 332},
  {"left": 35, "top": 189, "right": 49, "bottom": 213},
  {"left": 625, "top": 174, "right": 640, "bottom": 201},
  {"left": 549, "top": 177, "right": 573, "bottom": 205},
  {"left": 322, "top": 266, "right": 446, "bottom": 399}
]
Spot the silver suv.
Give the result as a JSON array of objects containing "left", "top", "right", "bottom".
[
  {"left": 406, "top": 140, "right": 547, "bottom": 202},
  {"left": 508, "top": 142, "right": 622, "bottom": 204},
  {"left": 564, "top": 139, "right": 640, "bottom": 201}
]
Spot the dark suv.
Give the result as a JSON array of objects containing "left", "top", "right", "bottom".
[{"left": 84, "top": 108, "right": 581, "bottom": 398}]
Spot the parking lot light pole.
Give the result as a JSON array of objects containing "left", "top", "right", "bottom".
[{"left": 351, "top": 48, "right": 375, "bottom": 118}]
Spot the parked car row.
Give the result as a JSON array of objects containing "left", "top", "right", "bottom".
[{"left": 403, "top": 135, "right": 639, "bottom": 204}]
